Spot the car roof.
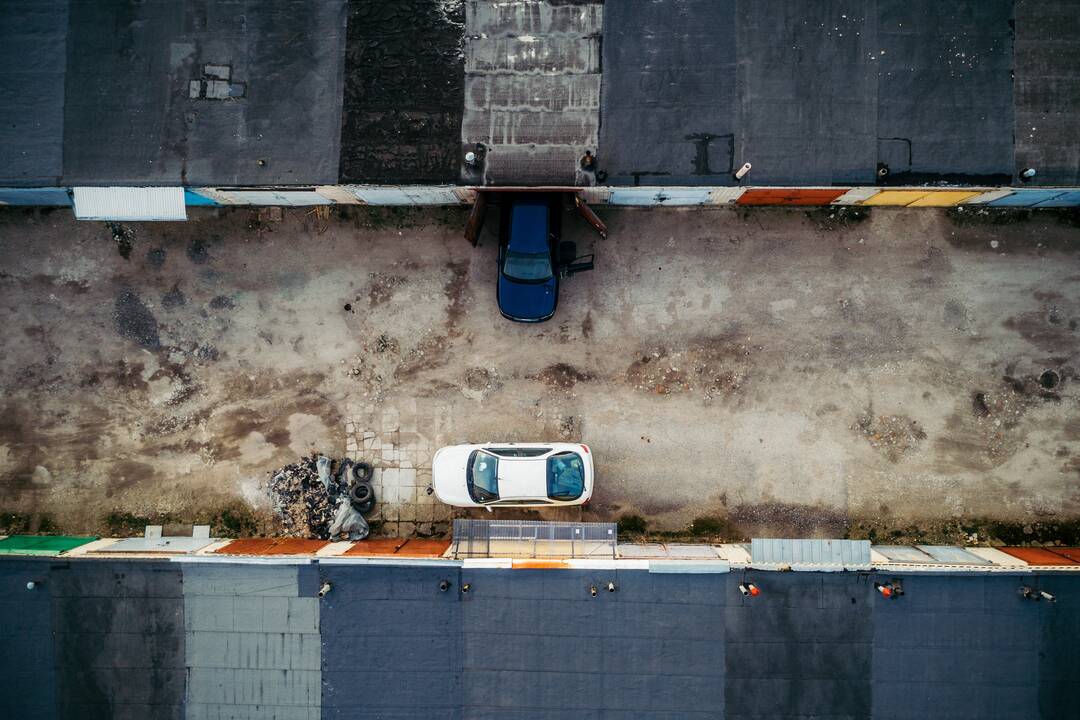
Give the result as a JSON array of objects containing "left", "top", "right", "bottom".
[
  {"left": 497, "top": 460, "right": 548, "bottom": 498},
  {"left": 508, "top": 202, "right": 549, "bottom": 254},
  {"left": 476, "top": 443, "right": 584, "bottom": 499}
]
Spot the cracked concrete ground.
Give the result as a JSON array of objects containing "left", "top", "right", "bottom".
[{"left": 1, "top": 204, "right": 1078, "bottom": 540}]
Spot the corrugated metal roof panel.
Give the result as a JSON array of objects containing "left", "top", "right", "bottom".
[
  {"left": 998, "top": 547, "right": 1079, "bottom": 565},
  {"left": 750, "top": 538, "right": 870, "bottom": 568},
  {"left": 873, "top": 545, "right": 938, "bottom": 562},
  {"left": 915, "top": 545, "right": 993, "bottom": 565},
  {"left": 72, "top": 186, "right": 186, "bottom": 220}
]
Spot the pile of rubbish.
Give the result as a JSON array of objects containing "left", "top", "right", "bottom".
[{"left": 267, "top": 456, "right": 375, "bottom": 540}]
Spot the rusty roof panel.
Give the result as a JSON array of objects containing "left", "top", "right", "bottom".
[
  {"left": 262, "top": 539, "right": 328, "bottom": 555},
  {"left": 737, "top": 188, "right": 848, "bottom": 206},
  {"left": 214, "top": 538, "right": 328, "bottom": 555},
  {"left": 998, "top": 547, "right": 1079, "bottom": 565},
  {"left": 344, "top": 538, "right": 450, "bottom": 557},
  {"left": 1049, "top": 547, "right": 1080, "bottom": 563},
  {"left": 214, "top": 538, "right": 277, "bottom": 555}
]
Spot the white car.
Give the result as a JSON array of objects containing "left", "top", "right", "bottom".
[{"left": 432, "top": 442, "right": 594, "bottom": 509}]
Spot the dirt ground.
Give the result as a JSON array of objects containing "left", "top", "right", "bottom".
[{"left": 1, "top": 203, "right": 1079, "bottom": 543}]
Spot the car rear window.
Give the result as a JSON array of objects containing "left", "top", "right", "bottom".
[
  {"left": 467, "top": 450, "right": 499, "bottom": 502},
  {"left": 547, "top": 452, "right": 584, "bottom": 501},
  {"left": 503, "top": 252, "right": 552, "bottom": 282}
]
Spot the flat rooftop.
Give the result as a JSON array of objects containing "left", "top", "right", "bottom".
[
  {"left": 0, "top": 0, "right": 347, "bottom": 187},
  {"left": 1, "top": 0, "right": 1077, "bottom": 187},
  {"left": 1, "top": 557, "right": 1078, "bottom": 718}
]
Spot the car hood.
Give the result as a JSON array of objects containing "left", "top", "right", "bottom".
[
  {"left": 431, "top": 445, "right": 475, "bottom": 505},
  {"left": 497, "top": 274, "right": 556, "bottom": 322}
]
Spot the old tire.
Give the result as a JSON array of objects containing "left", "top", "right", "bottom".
[
  {"left": 351, "top": 461, "right": 374, "bottom": 483},
  {"left": 350, "top": 482, "right": 373, "bottom": 504}
]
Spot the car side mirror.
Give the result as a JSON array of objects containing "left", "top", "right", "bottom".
[{"left": 565, "top": 255, "right": 595, "bottom": 275}]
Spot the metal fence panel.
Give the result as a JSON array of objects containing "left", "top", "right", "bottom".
[{"left": 452, "top": 519, "right": 616, "bottom": 558}]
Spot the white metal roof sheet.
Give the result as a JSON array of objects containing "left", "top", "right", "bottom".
[
  {"left": 750, "top": 538, "right": 872, "bottom": 569},
  {"left": 72, "top": 186, "right": 186, "bottom": 220}
]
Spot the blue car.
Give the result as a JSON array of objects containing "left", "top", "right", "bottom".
[{"left": 497, "top": 194, "right": 594, "bottom": 323}]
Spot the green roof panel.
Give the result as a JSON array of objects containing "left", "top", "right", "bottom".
[{"left": 0, "top": 535, "right": 98, "bottom": 556}]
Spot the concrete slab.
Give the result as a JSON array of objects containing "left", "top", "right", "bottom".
[{"left": 462, "top": 0, "right": 603, "bottom": 185}]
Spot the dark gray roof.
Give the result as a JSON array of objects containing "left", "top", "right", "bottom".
[
  {"left": 1, "top": 0, "right": 1078, "bottom": 188},
  {"left": 3, "top": 558, "right": 1078, "bottom": 718},
  {"left": 0, "top": 0, "right": 347, "bottom": 187},
  {"left": 1014, "top": 0, "right": 1080, "bottom": 186},
  {"left": 600, "top": 0, "right": 1026, "bottom": 187},
  {"left": 0, "top": 0, "right": 68, "bottom": 186}
]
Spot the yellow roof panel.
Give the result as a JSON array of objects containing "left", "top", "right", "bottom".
[
  {"left": 906, "top": 191, "right": 981, "bottom": 206},
  {"left": 860, "top": 190, "right": 931, "bottom": 206}
]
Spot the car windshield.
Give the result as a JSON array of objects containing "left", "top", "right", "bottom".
[
  {"left": 467, "top": 450, "right": 499, "bottom": 503},
  {"left": 547, "top": 452, "right": 585, "bottom": 500},
  {"left": 503, "top": 251, "right": 552, "bottom": 282},
  {"left": 490, "top": 447, "right": 551, "bottom": 457}
]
